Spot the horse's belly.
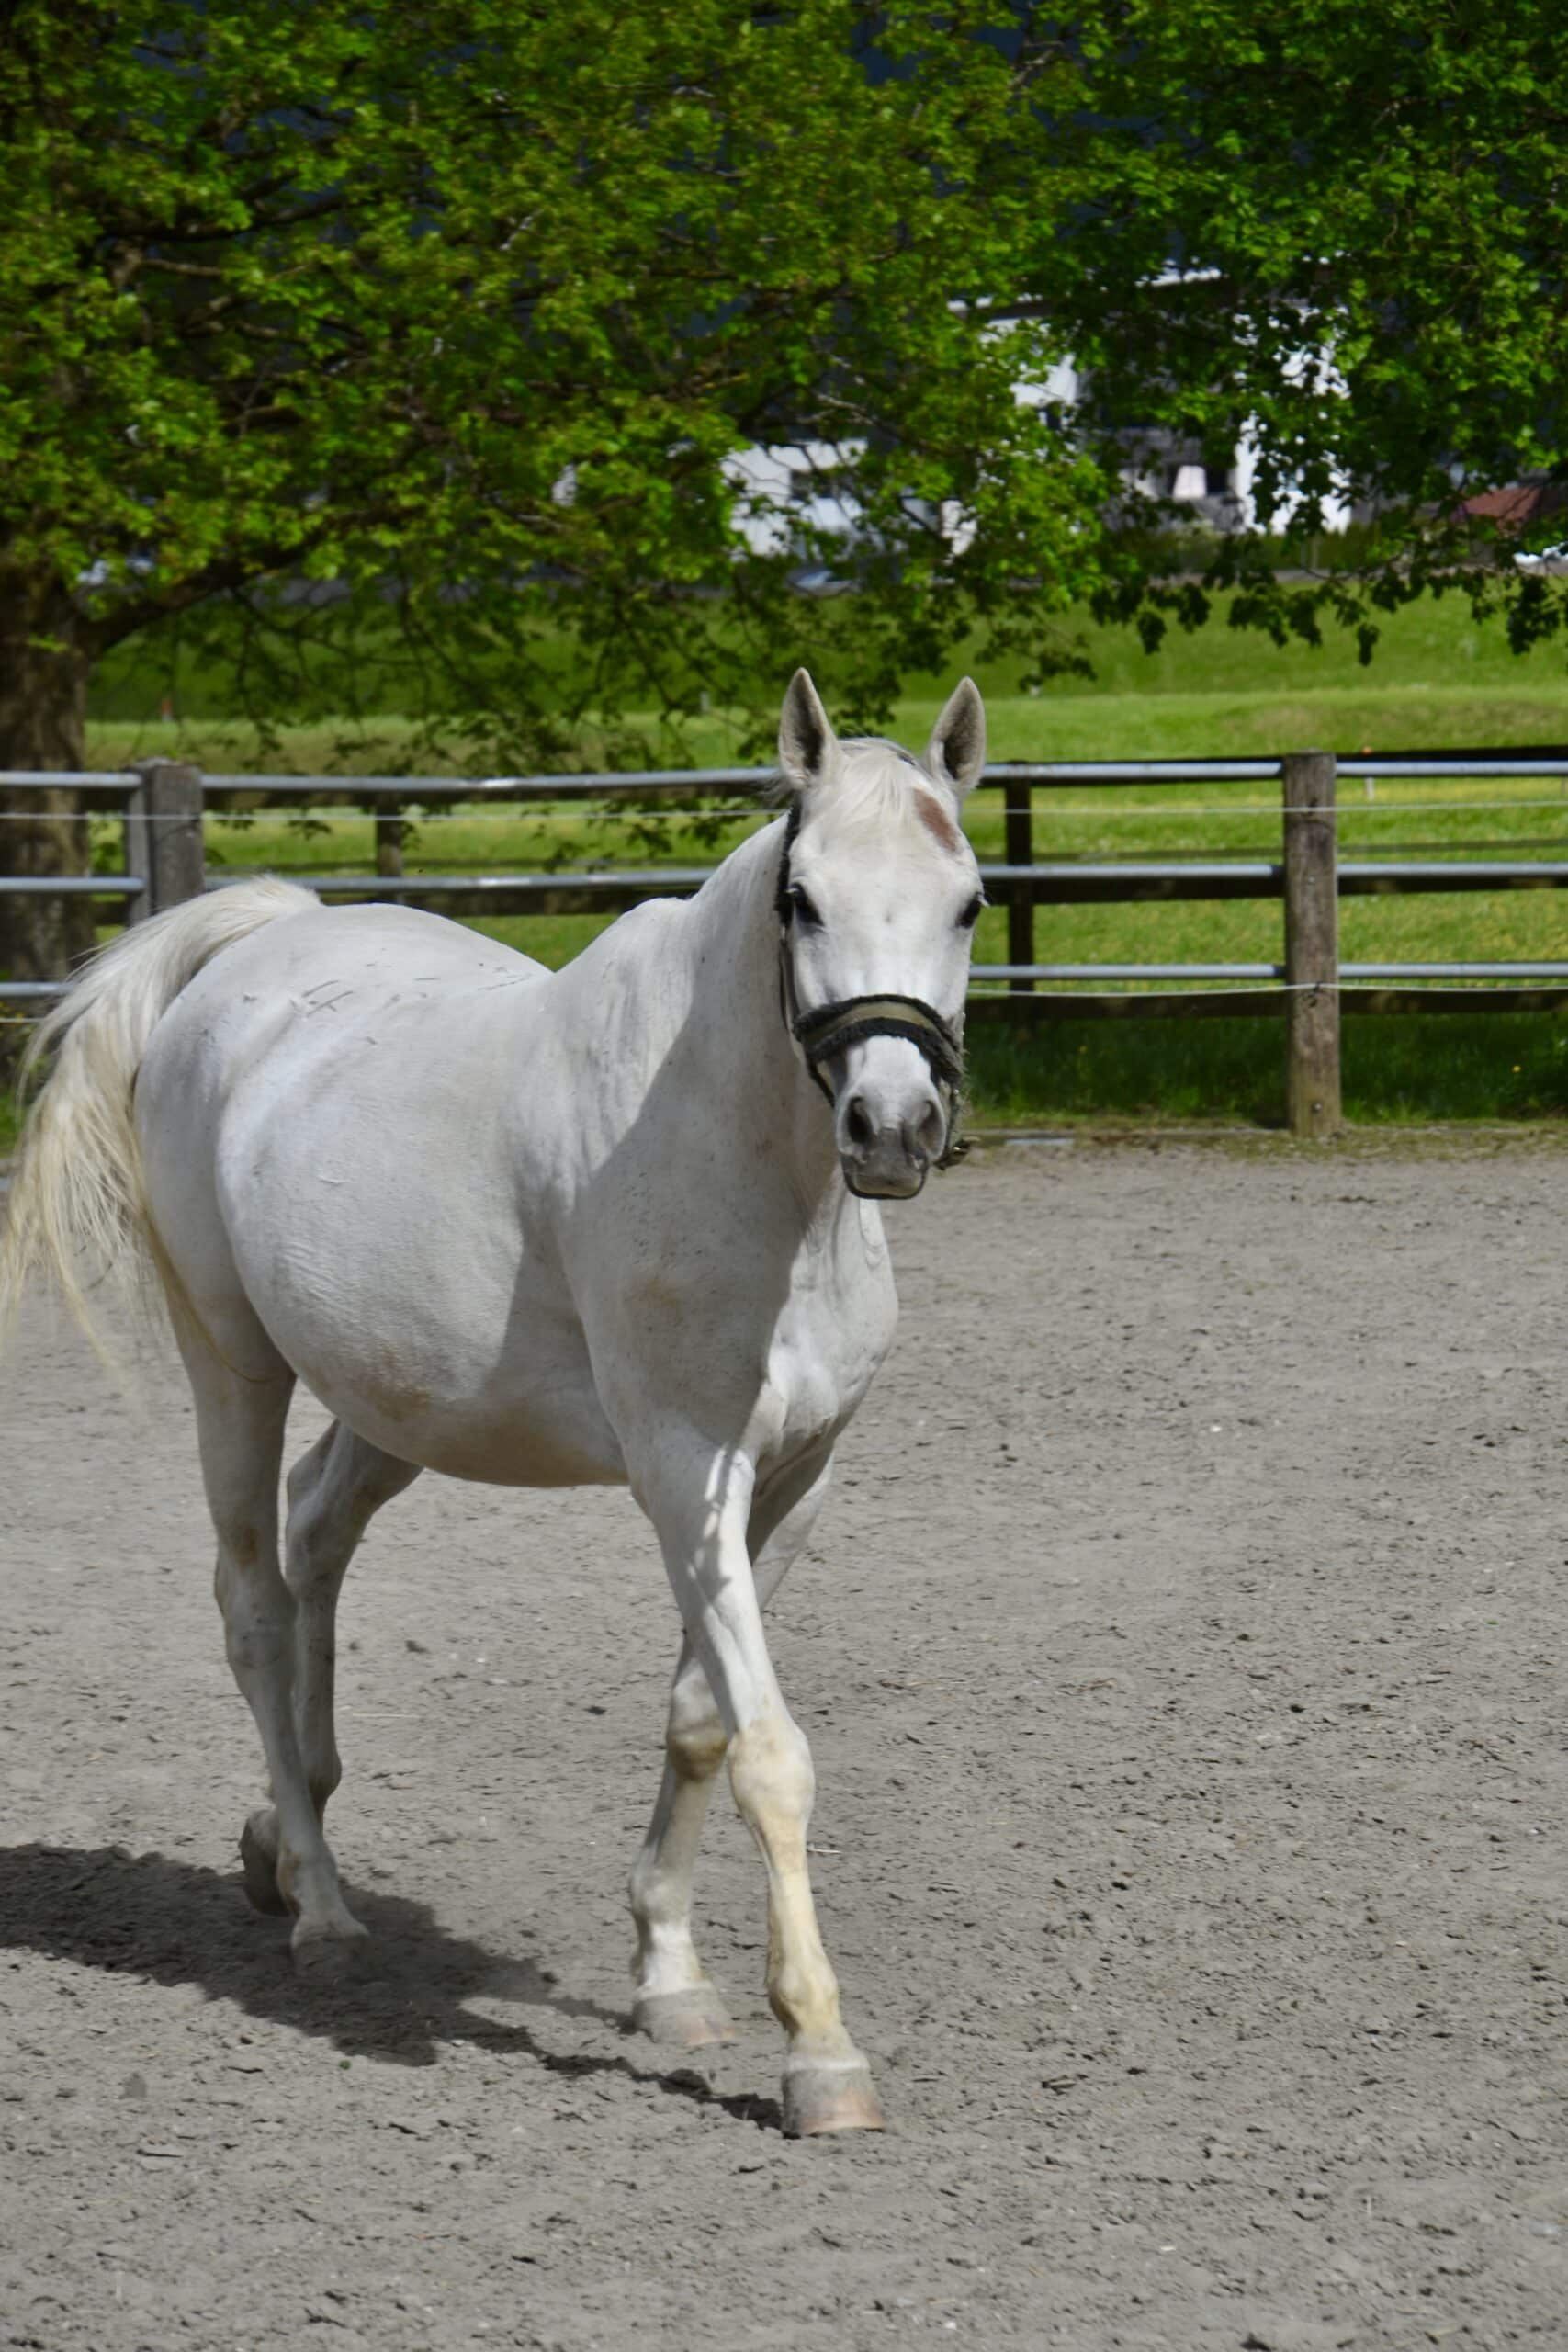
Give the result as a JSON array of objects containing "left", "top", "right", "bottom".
[
  {"left": 310, "top": 1363, "right": 626, "bottom": 1487},
  {"left": 228, "top": 1179, "right": 626, "bottom": 1487},
  {"left": 283, "top": 1305, "right": 627, "bottom": 1487}
]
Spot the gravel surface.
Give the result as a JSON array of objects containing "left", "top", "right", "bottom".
[{"left": 3, "top": 1135, "right": 1566, "bottom": 2351}]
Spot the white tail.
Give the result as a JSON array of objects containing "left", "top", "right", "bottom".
[{"left": 0, "top": 878, "right": 318, "bottom": 1360}]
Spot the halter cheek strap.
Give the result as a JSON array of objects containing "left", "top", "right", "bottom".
[{"left": 776, "top": 806, "right": 969, "bottom": 1170}]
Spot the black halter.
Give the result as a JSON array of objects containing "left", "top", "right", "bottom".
[{"left": 774, "top": 801, "right": 968, "bottom": 1169}]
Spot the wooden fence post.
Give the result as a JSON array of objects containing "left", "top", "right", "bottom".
[
  {"left": 121, "top": 774, "right": 151, "bottom": 927},
  {"left": 1003, "top": 775, "right": 1034, "bottom": 991},
  {"left": 1281, "top": 750, "right": 1341, "bottom": 1137},
  {"left": 374, "top": 798, "right": 405, "bottom": 878},
  {"left": 136, "top": 760, "right": 206, "bottom": 915}
]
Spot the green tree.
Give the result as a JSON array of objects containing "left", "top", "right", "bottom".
[
  {"left": 5, "top": 1, "right": 1567, "bottom": 984},
  {"left": 0, "top": 0, "right": 1095, "bottom": 976},
  {"left": 1052, "top": 0, "right": 1568, "bottom": 654}
]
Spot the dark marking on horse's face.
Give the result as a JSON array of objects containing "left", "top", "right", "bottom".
[{"left": 912, "top": 789, "right": 963, "bottom": 854}]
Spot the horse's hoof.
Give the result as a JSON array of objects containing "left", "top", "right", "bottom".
[
  {"left": 239, "top": 1815, "right": 289, "bottom": 1916},
  {"left": 633, "top": 1984, "right": 736, "bottom": 2051},
  {"left": 290, "top": 1921, "right": 371, "bottom": 1976},
  {"left": 782, "top": 2061, "right": 886, "bottom": 2138}
]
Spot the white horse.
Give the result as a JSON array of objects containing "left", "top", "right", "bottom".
[{"left": 1, "top": 671, "right": 987, "bottom": 2135}]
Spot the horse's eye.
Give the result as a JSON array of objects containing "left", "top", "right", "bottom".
[
  {"left": 788, "top": 883, "right": 822, "bottom": 927},
  {"left": 957, "top": 893, "right": 985, "bottom": 931}
]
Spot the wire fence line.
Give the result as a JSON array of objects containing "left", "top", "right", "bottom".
[
  {"left": 11, "top": 796, "right": 1568, "bottom": 823},
  {"left": 0, "top": 805, "right": 771, "bottom": 826}
]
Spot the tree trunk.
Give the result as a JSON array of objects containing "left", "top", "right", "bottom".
[{"left": 0, "top": 564, "right": 96, "bottom": 986}]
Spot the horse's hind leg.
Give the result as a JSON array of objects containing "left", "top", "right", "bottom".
[
  {"left": 628, "top": 1452, "right": 832, "bottom": 2052},
  {"left": 182, "top": 1330, "right": 367, "bottom": 1962},
  {"left": 242, "top": 1422, "right": 421, "bottom": 1910},
  {"left": 288, "top": 1422, "right": 422, "bottom": 1817}
]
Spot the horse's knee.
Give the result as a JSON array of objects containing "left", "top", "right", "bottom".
[
  {"left": 728, "top": 1708, "right": 814, "bottom": 1833},
  {"left": 666, "top": 1674, "right": 728, "bottom": 1783},
  {"left": 668, "top": 1716, "right": 728, "bottom": 1784}
]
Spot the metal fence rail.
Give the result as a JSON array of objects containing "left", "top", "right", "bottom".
[{"left": 5, "top": 750, "right": 1568, "bottom": 1136}]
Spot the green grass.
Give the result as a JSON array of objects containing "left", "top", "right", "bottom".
[
  {"left": 926, "top": 588, "right": 1568, "bottom": 707},
  {"left": 965, "top": 1012, "right": 1568, "bottom": 1129},
  {"left": 83, "top": 677, "right": 1568, "bottom": 779},
  {"left": 85, "top": 588, "right": 1568, "bottom": 768}
]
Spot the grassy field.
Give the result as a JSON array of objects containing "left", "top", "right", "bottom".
[
  {"left": 83, "top": 675, "right": 1568, "bottom": 777},
  {"left": 85, "top": 582, "right": 1568, "bottom": 747},
  {"left": 6, "top": 595, "right": 1558, "bottom": 1134}
]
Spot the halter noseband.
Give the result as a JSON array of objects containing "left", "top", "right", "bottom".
[{"left": 774, "top": 800, "right": 968, "bottom": 1170}]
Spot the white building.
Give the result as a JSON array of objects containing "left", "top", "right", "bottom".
[{"left": 723, "top": 297, "right": 1358, "bottom": 567}]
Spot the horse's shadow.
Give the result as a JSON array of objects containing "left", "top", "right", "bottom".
[{"left": 0, "top": 1841, "right": 780, "bottom": 2130}]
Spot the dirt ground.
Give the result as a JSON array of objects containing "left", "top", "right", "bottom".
[{"left": 3, "top": 1135, "right": 1566, "bottom": 2352}]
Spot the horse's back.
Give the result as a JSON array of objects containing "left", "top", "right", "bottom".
[{"left": 171, "top": 898, "right": 547, "bottom": 1030}]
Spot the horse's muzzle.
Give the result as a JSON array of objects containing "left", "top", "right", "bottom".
[{"left": 835, "top": 1084, "right": 947, "bottom": 1199}]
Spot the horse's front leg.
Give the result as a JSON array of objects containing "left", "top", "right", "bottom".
[
  {"left": 629, "top": 1452, "right": 833, "bottom": 2053},
  {"left": 628, "top": 1632, "right": 736, "bottom": 2050},
  {"left": 636, "top": 1439, "right": 881, "bottom": 2137}
]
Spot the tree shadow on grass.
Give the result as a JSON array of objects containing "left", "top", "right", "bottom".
[{"left": 0, "top": 1840, "right": 781, "bottom": 2131}]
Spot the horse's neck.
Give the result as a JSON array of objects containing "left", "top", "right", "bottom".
[{"left": 679, "top": 825, "right": 843, "bottom": 1214}]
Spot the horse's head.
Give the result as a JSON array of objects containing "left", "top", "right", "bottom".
[{"left": 774, "top": 668, "right": 986, "bottom": 1200}]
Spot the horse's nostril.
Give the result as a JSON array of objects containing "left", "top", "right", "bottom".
[
  {"left": 910, "top": 1101, "right": 945, "bottom": 1162},
  {"left": 843, "top": 1094, "right": 875, "bottom": 1152}
]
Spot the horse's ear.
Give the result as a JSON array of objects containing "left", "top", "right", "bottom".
[
  {"left": 925, "top": 677, "right": 987, "bottom": 802},
  {"left": 778, "top": 668, "right": 839, "bottom": 796}
]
